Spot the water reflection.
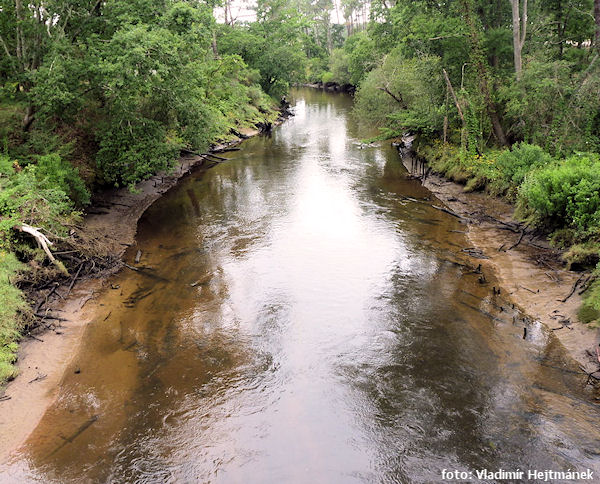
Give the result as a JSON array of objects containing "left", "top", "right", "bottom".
[{"left": 3, "top": 88, "right": 600, "bottom": 483}]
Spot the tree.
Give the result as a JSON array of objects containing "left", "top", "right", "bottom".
[
  {"left": 594, "top": 0, "right": 600, "bottom": 52},
  {"left": 510, "top": 0, "right": 527, "bottom": 79}
]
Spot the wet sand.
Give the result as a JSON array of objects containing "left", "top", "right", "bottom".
[{"left": 404, "top": 162, "right": 600, "bottom": 373}]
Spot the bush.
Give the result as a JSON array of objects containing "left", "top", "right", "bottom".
[
  {"left": 516, "top": 153, "right": 600, "bottom": 236},
  {"left": 35, "top": 154, "right": 90, "bottom": 206},
  {"left": 0, "top": 155, "right": 77, "bottom": 246},
  {"left": 329, "top": 48, "right": 351, "bottom": 85},
  {"left": 489, "top": 144, "right": 555, "bottom": 199},
  {"left": 321, "top": 71, "right": 334, "bottom": 84}
]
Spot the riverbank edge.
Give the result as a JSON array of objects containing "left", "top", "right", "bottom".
[
  {"left": 298, "top": 82, "right": 356, "bottom": 95},
  {"left": 397, "top": 141, "right": 600, "bottom": 374},
  {"left": 0, "top": 118, "right": 289, "bottom": 462}
]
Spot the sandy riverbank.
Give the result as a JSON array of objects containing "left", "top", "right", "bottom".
[{"left": 400, "top": 150, "right": 600, "bottom": 374}]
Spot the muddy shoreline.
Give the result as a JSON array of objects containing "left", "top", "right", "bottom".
[
  {"left": 399, "top": 146, "right": 600, "bottom": 373},
  {"left": 0, "top": 125, "right": 274, "bottom": 462}
]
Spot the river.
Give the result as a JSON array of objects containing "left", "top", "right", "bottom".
[{"left": 3, "top": 88, "right": 600, "bottom": 483}]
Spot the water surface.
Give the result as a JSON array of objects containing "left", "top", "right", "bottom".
[{"left": 4, "top": 88, "right": 600, "bottom": 483}]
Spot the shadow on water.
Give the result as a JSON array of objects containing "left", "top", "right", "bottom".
[{"left": 4, "top": 88, "right": 600, "bottom": 483}]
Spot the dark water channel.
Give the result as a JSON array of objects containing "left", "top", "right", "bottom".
[{"left": 4, "top": 88, "right": 600, "bottom": 483}]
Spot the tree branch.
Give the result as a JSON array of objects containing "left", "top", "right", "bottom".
[
  {"left": 377, "top": 86, "right": 404, "bottom": 106},
  {"left": 14, "top": 224, "right": 69, "bottom": 275}
]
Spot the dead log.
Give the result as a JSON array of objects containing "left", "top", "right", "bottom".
[
  {"left": 181, "top": 148, "right": 227, "bottom": 161},
  {"left": 212, "top": 147, "right": 240, "bottom": 153},
  {"left": 35, "top": 313, "right": 68, "bottom": 321},
  {"left": 123, "top": 263, "right": 170, "bottom": 282},
  {"left": 203, "top": 152, "right": 227, "bottom": 161}
]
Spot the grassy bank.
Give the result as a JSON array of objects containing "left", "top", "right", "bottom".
[
  {"left": 415, "top": 138, "right": 600, "bottom": 324},
  {"left": 0, "top": 99, "right": 280, "bottom": 387}
]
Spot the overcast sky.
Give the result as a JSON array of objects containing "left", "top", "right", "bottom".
[{"left": 214, "top": 0, "right": 350, "bottom": 25}]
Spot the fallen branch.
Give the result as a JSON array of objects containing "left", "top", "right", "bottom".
[
  {"left": 432, "top": 205, "right": 463, "bottom": 219},
  {"left": 123, "top": 263, "right": 170, "bottom": 282},
  {"left": 559, "top": 273, "right": 585, "bottom": 303},
  {"left": 519, "top": 285, "right": 538, "bottom": 294},
  {"left": 34, "top": 312, "right": 68, "bottom": 321},
  {"left": 28, "top": 373, "right": 47, "bottom": 384},
  {"left": 507, "top": 230, "right": 525, "bottom": 251},
  {"left": 64, "top": 263, "right": 84, "bottom": 299},
  {"left": 14, "top": 224, "right": 69, "bottom": 275}
]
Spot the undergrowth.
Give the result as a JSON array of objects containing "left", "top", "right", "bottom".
[{"left": 415, "top": 138, "right": 600, "bottom": 325}]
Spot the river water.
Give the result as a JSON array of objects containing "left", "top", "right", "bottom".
[{"left": 4, "top": 88, "right": 600, "bottom": 483}]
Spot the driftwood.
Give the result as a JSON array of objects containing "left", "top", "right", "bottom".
[
  {"left": 48, "top": 415, "right": 99, "bottom": 457},
  {"left": 461, "top": 247, "right": 490, "bottom": 259},
  {"left": 35, "top": 312, "right": 68, "bottom": 321},
  {"left": 28, "top": 373, "right": 47, "bottom": 384},
  {"left": 559, "top": 273, "right": 585, "bottom": 303},
  {"left": 507, "top": 230, "right": 525, "bottom": 251},
  {"left": 213, "top": 147, "right": 240, "bottom": 153},
  {"left": 577, "top": 274, "right": 595, "bottom": 295},
  {"left": 123, "top": 263, "right": 170, "bottom": 282},
  {"left": 432, "top": 205, "right": 463, "bottom": 219},
  {"left": 519, "top": 285, "right": 538, "bottom": 294},
  {"left": 14, "top": 224, "right": 68, "bottom": 275},
  {"left": 203, "top": 152, "right": 227, "bottom": 161},
  {"left": 181, "top": 148, "right": 228, "bottom": 161},
  {"left": 64, "top": 263, "right": 83, "bottom": 299}
]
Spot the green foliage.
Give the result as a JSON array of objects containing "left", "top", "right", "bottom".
[
  {"left": 501, "top": 58, "right": 600, "bottom": 155},
  {"left": 329, "top": 48, "right": 351, "bottom": 85},
  {"left": 490, "top": 144, "right": 554, "bottom": 198},
  {"left": 36, "top": 154, "right": 90, "bottom": 206},
  {"left": 354, "top": 50, "right": 444, "bottom": 134},
  {"left": 0, "top": 250, "right": 26, "bottom": 382},
  {"left": 516, "top": 154, "right": 600, "bottom": 236},
  {"left": 343, "top": 32, "right": 379, "bottom": 86},
  {"left": 0, "top": 154, "right": 79, "bottom": 246}
]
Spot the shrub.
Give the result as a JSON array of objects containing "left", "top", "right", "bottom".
[
  {"left": 329, "top": 48, "right": 351, "bottom": 85},
  {"left": 490, "top": 144, "right": 555, "bottom": 199},
  {"left": 35, "top": 154, "right": 90, "bottom": 206},
  {"left": 0, "top": 155, "right": 77, "bottom": 246},
  {"left": 321, "top": 71, "right": 334, "bottom": 84},
  {"left": 516, "top": 153, "right": 600, "bottom": 236}
]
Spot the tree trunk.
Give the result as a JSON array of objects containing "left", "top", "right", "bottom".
[
  {"left": 22, "top": 104, "right": 35, "bottom": 131},
  {"left": 211, "top": 30, "right": 219, "bottom": 58},
  {"left": 463, "top": 0, "right": 508, "bottom": 146},
  {"left": 510, "top": 0, "right": 527, "bottom": 80},
  {"left": 595, "top": 0, "right": 600, "bottom": 52}
]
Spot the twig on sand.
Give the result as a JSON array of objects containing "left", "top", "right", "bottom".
[{"left": 559, "top": 273, "right": 585, "bottom": 303}]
